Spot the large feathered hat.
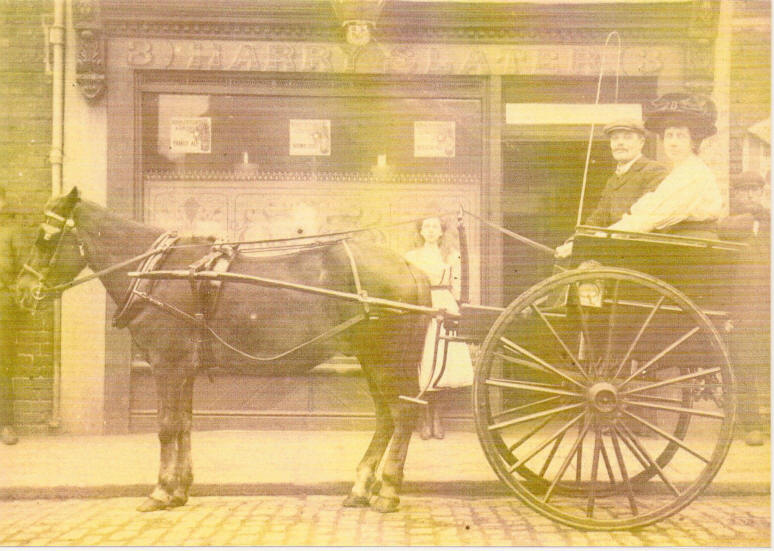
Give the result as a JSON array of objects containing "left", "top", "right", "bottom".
[{"left": 643, "top": 92, "right": 717, "bottom": 140}]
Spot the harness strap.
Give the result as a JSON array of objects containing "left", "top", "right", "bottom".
[
  {"left": 341, "top": 239, "right": 370, "bottom": 317},
  {"left": 112, "top": 232, "right": 180, "bottom": 328},
  {"left": 206, "top": 312, "right": 368, "bottom": 363}
]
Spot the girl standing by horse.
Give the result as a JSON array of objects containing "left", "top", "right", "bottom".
[{"left": 404, "top": 216, "right": 473, "bottom": 439}]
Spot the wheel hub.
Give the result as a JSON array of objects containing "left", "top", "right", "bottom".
[{"left": 588, "top": 382, "right": 618, "bottom": 413}]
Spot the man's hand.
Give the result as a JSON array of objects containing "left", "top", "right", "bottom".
[{"left": 555, "top": 240, "right": 573, "bottom": 259}]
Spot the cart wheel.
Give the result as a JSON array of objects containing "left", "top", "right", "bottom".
[{"left": 474, "top": 267, "right": 735, "bottom": 530}]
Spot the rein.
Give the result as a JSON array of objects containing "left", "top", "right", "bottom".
[
  {"left": 45, "top": 244, "right": 173, "bottom": 295},
  {"left": 462, "top": 209, "right": 556, "bottom": 256}
]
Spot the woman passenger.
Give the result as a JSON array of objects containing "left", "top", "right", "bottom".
[{"left": 609, "top": 93, "right": 723, "bottom": 239}]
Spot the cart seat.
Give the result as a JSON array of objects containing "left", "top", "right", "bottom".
[{"left": 570, "top": 225, "right": 749, "bottom": 312}]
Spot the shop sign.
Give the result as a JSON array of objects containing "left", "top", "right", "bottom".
[
  {"left": 289, "top": 119, "right": 331, "bottom": 156},
  {"left": 414, "top": 121, "right": 455, "bottom": 158},
  {"left": 118, "top": 39, "right": 676, "bottom": 78},
  {"left": 169, "top": 117, "right": 211, "bottom": 153}
]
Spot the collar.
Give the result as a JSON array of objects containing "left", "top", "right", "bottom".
[{"left": 614, "top": 154, "right": 642, "bottom": 176}]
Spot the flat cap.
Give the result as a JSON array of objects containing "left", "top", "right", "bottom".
[
  {"left": 603, "top": 119, "right": 646, "bottom": 136},
  {"left": 731, "top": 171, "right": 767, "bottom": 189}
]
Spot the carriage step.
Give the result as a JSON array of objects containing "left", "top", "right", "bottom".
[{"left": 399, "top": 395, "right": 428, "bottom": 406}]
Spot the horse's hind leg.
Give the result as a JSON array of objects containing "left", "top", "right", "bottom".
[
  {"left": 371, "top": 401, "right": 417, "bottom": 513},
  {"left": 170, "top": 375, "right": 195, "bottom": 508},
  {"left": 344, "top": 369, "right": 394, "bottom": 508},
  {"left": 138, "top": 370, "right": 183, "bottom": 512}
]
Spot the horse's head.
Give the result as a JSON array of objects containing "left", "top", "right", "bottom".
[{"left": 16, "top": 187, "right": 88, "bottom": 312}]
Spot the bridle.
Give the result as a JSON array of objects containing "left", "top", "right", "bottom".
[
  {"left": 19, "top": 201, "right": 181, "bottom": 313},
  {"left": 20, "top": 203, "right": 86, "bottom": 309}
]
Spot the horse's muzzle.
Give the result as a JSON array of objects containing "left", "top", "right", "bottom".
[{"left": 15, "top": 283, "right": 46, "bottom": 314}]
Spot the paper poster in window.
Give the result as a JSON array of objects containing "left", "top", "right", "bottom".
[
  {"left": 169, "top": 117, "right": 212, "bottom": 153},
  {"left": 414, "top": 121, "right": 455, "bottom": 158},
  {"left": 289, "top": 119, "right": 331, "bottom": 156}
]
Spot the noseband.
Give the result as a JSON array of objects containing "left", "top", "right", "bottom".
[{"left": 21, "top": 206, "right": 85, "bottom": 307}]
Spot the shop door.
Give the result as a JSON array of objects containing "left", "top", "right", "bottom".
[{"left": 501, "top": 140, "right": 613, "bottom": 302}]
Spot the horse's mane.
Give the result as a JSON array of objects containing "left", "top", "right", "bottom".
[{"left": 74, "top": 198, "right": 164, "bottom": 241}]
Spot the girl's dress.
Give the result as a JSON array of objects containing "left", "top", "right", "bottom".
[{"left": 404, "top": 247, "right": 474, "bottom": 391}]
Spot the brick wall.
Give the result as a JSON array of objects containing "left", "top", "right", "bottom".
[
  {"left": 0, "top": 0, "right": 54, "bottom": 432},
  {"left": 729, "top": 0, "right": 771, "bottom": 175}
]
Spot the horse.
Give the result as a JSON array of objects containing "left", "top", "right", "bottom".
[{"left": 15, "top": 187, "right": 431, "bottom": 513}]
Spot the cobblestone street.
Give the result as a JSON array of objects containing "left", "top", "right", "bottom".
[{"left": 0, "top": 494, "right": 768, "bottom": 547}]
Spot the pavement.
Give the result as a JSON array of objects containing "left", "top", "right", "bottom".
[{"left": 0, "top": 428, "right": 770, "bottom": 501}]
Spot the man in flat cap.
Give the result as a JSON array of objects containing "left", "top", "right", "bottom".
[
  {"left": 556, "top": 118, "right": 667, "bottom": 257},
  {"left": 720, "top": 171, "right": 770, "bottom": 445}
]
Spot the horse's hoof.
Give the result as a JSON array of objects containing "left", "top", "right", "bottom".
[
  {"left": 137, "top": 497, "right": 167, "bottom": 512},
  {"left": 167, "top": 494, "right": 189, "bottom": 508},
  {"left": 371, "top": 496, "right": 400, "bottom": 513},
  {"left": 342, "top": 494, "right": 370, "bottom": 508}
]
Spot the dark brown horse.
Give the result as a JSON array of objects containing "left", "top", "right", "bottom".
[{"left": 16, "top": 187, "right": 431, "bottom": 513}]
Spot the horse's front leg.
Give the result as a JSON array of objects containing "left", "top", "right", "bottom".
[
  {"left": 170, "top": 375, "right": 195, "bottom": 508},
  {"left": 137, "top": 370, "right": 182, "bottom": 512},
  {"left": 371, "top": 401, "right": 417, "bottom": 513},
  {"left": 344, "top": 370, "right": 394, "bottom": 507}
]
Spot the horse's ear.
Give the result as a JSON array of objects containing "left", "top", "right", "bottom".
[{"left": 63, "top": 187, "right": 80, "bottom": 208}]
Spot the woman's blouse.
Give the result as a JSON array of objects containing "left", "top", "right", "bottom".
[{"left": 609, "top": 154, "right": 723, "bottom": 234}]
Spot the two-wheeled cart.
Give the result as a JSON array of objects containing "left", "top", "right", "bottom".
[{"left": 137, "top": 219, "right": 747, "bottom": 530}]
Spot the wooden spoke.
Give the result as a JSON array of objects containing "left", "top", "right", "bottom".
[
  {"left": 599, "top": 435, "right": 616, "bottom": 485},
  {"left": 499, "top": 336, "right": 586, "bottom": 389},
  {"left": 586, "top": 426, "right": 603, "bottom": 518},
  {"left": 485, "top": 378, "right": 584, "bottom": 398},
  {"left": 508, "top": 414, "right": 556, "bottom": 453},
  {"left": 530, "top": 303, "right": 590, "bottom": 380},
  {"left": 493, "top": 351, "right": 554, "bottom": 376},
  {"left": 621, "top": 367, "right": 721, "bottom": 396},
  {"left": 575, "top": 438, "right": 583, "bottom": 483},
  {"left": 623, "top": 398, "right": 725, "bottom": 420},
  {"left": 617, "top": 423, "right": 681, "bottom": 497},
  {"left": 488, "top": 402, "right": 584, "bottom": 432},
  {"left": 610, "top": 426, "right": 638, "bottom": 516},
  {"left": 602, "top": 280, "right": 621, "bottom": 374},
  {"left": 624, "top": 393, "right": 685, "bottom": 405},
  {"left": 613, "top": 296, "right": 666, "bottom": 380},
  {"left": 622, "top": 409, "right": 711, "bottom": 463},
  {"left": 509, "top": 411, "right": 586, "bottom": 473},
  {"left": 539, "top": 432, "right": 566, "bottom": 478},
  {"left": 615, "top": 428, "right": 651, "bottom": 470},
  {"left": 543, "top": 420, "right": 591, "bottom": 504},
  {"left": 573, "top": 283, "right": 598, "bottom": 371},
  {"left": 621, "top": 326, "right": 701, "bottom": 387},
  {"left": 495, "top": 396, "right": 562, "bottom": 420}
]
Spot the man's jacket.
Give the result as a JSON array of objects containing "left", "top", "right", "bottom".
[
  {"left": 584, "top": 156, "right": 668, "bottom": 228},
  {"left": 0, "top": 213, "right": 24, "bottom": 293}
]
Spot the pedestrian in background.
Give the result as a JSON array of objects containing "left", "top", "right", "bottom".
[
  {"left": 405, "top": 216, "right": 474, "bottom": 440},
  {"left": 719, "top": 171, "right": 771, "bottom": 446},
  {"left": 0, "top": 186, "right": 22, "bottom": 445}
]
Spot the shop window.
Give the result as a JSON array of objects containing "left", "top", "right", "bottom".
[{"left": 141, "top": 92, "right": 482, "bottom": 177}]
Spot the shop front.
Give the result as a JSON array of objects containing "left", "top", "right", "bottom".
[{"left": 57, "top": 0, "right": 721, "bottom": 433}]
